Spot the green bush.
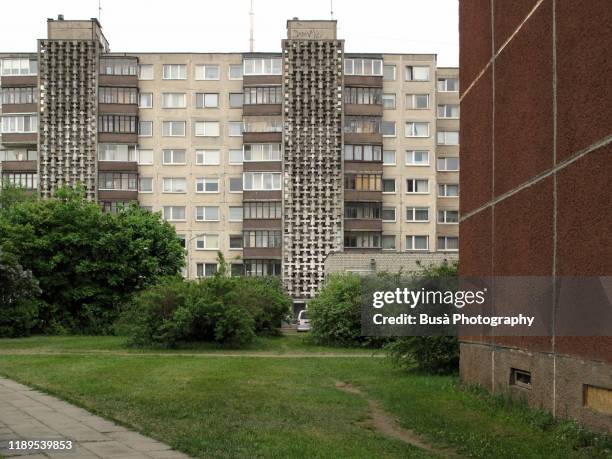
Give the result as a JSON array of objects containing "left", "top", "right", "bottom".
[
  {"left": 120, "top": 268, "right": 291, "bottom": 348},
  {"left": 385, "top": 262, "right": 460, "bottom": 374},
  {"left": 0, "top": 249, "right": 41, "bottom": 337},
  {"left": 308, "top": 273, "right": 386, "bottom": 347},
  {"left": 0, "top": 186, "right": 185, "bottom": 334}
]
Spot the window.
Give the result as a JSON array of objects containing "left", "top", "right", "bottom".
[
  {"left": 1, "top": 58, "right": 37, "bottom": 76},
  {"left": 243, "top": 58, "right": 282, "bottom": 75},
  {"left": 194, "top": 121, "right": 220, "bottom": 137},
  {"left": 98, "top": 144, "right": 137, "bottom": 161},
  {"left": 231, "top": 263, "right": 244, "bottom": 276},
  {"left": 344, "top": 174, "right": 382, "bottom": 191},
  {"left": 438, "top": 210, "right": 459, "bottom": 223},
  {"left": 229, "top": 93, "right": 243, "bottom": 108},
  {"left": 195, "top": 206, "right": 220, "bottom": 221},
  {"left": 101, "top": 201, "right": 130, "bottom": 213},
  {"left": 162, "top": 64, "right": 186, "bottom": 80},
  {"left": 383, "top": 64, "right": 396, "bottom": 81},
  {"left": 162, "top": 121, "right": 186, "bottom": 137},
  {"left": 98, "top": 115, "right": 137, "bottom": 133},
  {"left": 196, "top": 263, "right": 218, "bottom": 277},
  {"left": 229, "top": 235, "right": 243, "bottom": 249},
  {"left": 344, "top": 87, "right": 382, "bottom": 105},
  {"left": 1, "top": 87, "right": 37, "bottom": 104},
  {"left": 229, "top": 149, "right": 243, "bottom": 164},
  {"left": 229, "top": 64, "right": 243, "bottom": 80},
  {"left": 406, "top": 94, "right": 429, "bottom": 109},
  {"left": 195, "top": 178, "right": 219, "bottom": 193},
  {"left": 229, "top": 177, "right": 243, "bottom": 192},
  {"left": 382, "top": 150, "right": 396, "bottom": 165},
  {"left": 1, "top": 172, "right": 37, "bottom": 189},
  {"left": 438, "top": 104, "right": 459, "bottom": 118},
  {"left": 344, "top": 202, "right": 382, "bottom": 219},
  {"left": 162, "top": 149, "right": 186, "bottom": 165},
  {"left": 437, "top": 131, "right": 459, "bottom": 145},
  {"left": 139, "top": 177, "right": 153, "bottom": 193},
  {"left": 405, "top": 66, "right": 430, "bottom": 81},
  {"left": 229, "top": 206, "right": 243, "bottom": 221},
  {"left": 344, "top": 232, "right": 382, "bottom": 248},
  {"left": 195, "top": 234, "right": 220, "bottom": 250},
  {"left": 406, "top": 207, "right": 429, "bottom": 222},
  {"left": 438, "top": 183, "right": 459, "bottom": 197},
  {"left": 163, "top": 177, "right": 187, "bottom": 193},
  {"left": 406, "top": 235, "right": 429, "bottom": 251},
  {"left": 244, "top": 259, "right": 281, "bottom": 276},
  {"left": 176, "top": 234, "right": 186, "bottom": 248},
  {"left": 243, "top": 117, "right": 282, "bottom": 132},
  {"left": 195, "top": 64, "right": 220, "bottom": 80},
  {"left": 138, "top": 64, "right": 153, "bottom": 80},
  {"left": 141, "top": 206, "right": 153, "bottom": 213},
  {"left": 98, "top": 172, "right": 137, "bottom": 190},
  {"left": 99, "top": 87, "right": 137, "bottom": 104},
  {"left": 382, "top": 179, "right": 396, "bottom": 193},
  {"left": 344, "top": 144, "right": 382, "bottom": 161},
  {"left": 344, "top": 58, "right": 383, "bottom": 76},
  {"left": 244, "top": 144, "right": 281, "bottom": 161},
  {"left": 138, "top": 121, "right": 152, "bottom": 137},
  {"left": 138, "top": 149, "right": 153, "bottom": 165},
  {"left": 244, "top": 87, "right": 282, "bottom": 104},
  {"left": 406, "top": 150, "right": 429, "bottom": 166},
  {"left": 382, "top": 121, "right": 396, "bottom": 137},
  {"left": 196, "top": 150, "right": 220, "bottom": 165},
  {"left": 162, "top": 93, "right": 186, "bottom": 108},
  {"left": 382, "top": 94, "right": 396, "bottom": 109},
  {"left": 406, "top": 179, "right": 429, "bottom": 193},
  {"left": 405, "top": 122, "right": 430, "bottom": 137},
  {"left": 382, "top": 235, "right": 396, "bottom": 250},
  {"left": 438, "top": 236, "right": 459, "bottom": 251},
  {"left": 139, "top": 92, "right": 153, "bottom": 108},
  {"left": 0, "top": 150, "right": 37, "bottom": 161},
  {"left": 244, "top": 201, "right": 281, "bottom": 219},
  {"left": 100, "top": 58, "right": 137, "bottom": 75},
  {"left": 344, "top": 116, "right": 381, "bottom": 134},
  {"left": 437, "top": 157, "right": 459, "bottom": 171},
  {"left": 196, "top": 93, "right": 219, "bottom": 108},
  {"left": 1, "top": 115, "right": 37, "bottom": 133},
  {"left": 437, "top": 77, "right": 459, "bottom": 92},
  {"left": 243, "top": 172, "right": 281, "bottom": 190},
  {"left": 243, "top": 230, "right": 282, "bottom": 248},
  {"left": 229, "top": 121, "right": 243, "bottom": 137},
  {"left": 163, "top": 206, "right": 186, "bottom": 221},
  {"left": 382, "top": 207, "right": 396, "bottom": 222}
]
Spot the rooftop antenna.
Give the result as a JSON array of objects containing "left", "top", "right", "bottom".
[
  {"left": 249, "top": 0, "right": 254, "bottom": 52},
  {"left": 330, "top": 0, "right": 334, "bottom": 20},
  {"left": 98, "top": 0, "right": 102, "bottom": 22}
]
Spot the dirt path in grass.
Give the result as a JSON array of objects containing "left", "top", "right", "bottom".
[
  {"left": 335, "top": 381, "right": 461, "bottom": 458},
  {"left": 0, "top": 350, "right": 384, "bottom": 358}
]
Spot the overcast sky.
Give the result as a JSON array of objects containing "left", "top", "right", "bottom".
[{"left": 1, "top": 0, "right": 459, "bottom": 66}]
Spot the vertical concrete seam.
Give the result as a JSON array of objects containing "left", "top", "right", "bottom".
[
  {"left": 551, "top": 0, "right": 558, "bottom": 418},
  {"left": 490, "top": 0, "right": 497, "bottom": 391}
]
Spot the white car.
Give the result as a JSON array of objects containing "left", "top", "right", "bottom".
[{"left": 297, "top": 309, "right": 310, "bottom": 332}]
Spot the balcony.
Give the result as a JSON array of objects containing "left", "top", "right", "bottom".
[
  {"left": 344, "top": 190, "right": 382, "bottom": 202},
  {"left": 243, "top": 190, "right": 282, "bottom": 200},
  {"left": 344, "top": 75, "right": 382, "bottom": 87},
  {"left": 242, "top": 247, "right": 282, "bottom": 258},
  {"left": 242, "top": 219, "right": 281, "bottom": 230},
  {"left": 343, "top": 161, "right": 383, "bottom": 174},
  {"left": 1, "top": 133, "right": 37, "bottom": 146},
  {"left": 2, "top": 103, "right": 37, "bottom": 114},
  {"left": 1, "top": 160, "right": 37, "bottom": 172},
  {"left": 0, "top": 76, "right": 37, "bottom": 87},
  {"left": 242, "top": 161, "right": 282, "bottom": 172},
  {"left": 344, "top": 219, "right": 382, "bottom": 231},
  {"left": 98, "top": 189, "right": 138, "bottom": 201},
  {"left": 98, "top": 161, "right": 138, "bottom": 172},
  {"left": 344, "top": 104, "right": 382, "bottom": 116},
  {"left": 242, "top": 104, "right": 282, "bottom": 116},
  {"left": 243, "top": 75, "right": 282, "bottom": 86}
]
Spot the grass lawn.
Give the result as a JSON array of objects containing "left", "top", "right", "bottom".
[{"left": 0, "top": 335, "right": 609, "bottom": 458}]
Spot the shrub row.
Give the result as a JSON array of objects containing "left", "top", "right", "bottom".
[{"left": 118, "top": 274, "right": 291, "bottom": 348}]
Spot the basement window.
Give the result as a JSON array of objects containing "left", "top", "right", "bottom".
[{"left": 510, "top": 368, "right": 532, "bottom": 389}]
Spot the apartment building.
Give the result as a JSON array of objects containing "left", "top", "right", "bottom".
[{"left": 0, "top": 16, "right": 459, "bottom": 301}]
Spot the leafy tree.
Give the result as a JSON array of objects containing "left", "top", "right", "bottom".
[
  {"left": 0, "top": 249, "right": 41, "bottom": 337},
  {"left": 0, "top": 186, "right": 184, "bottom": 334}
]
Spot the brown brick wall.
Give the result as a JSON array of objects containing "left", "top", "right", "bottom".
[{"left": 459, "top": 0, "right": 612, "bottom": 431}]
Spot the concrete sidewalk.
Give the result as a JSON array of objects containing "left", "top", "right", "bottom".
[{"left": 0, "top": 377, "right": 190, "bottom": 458}]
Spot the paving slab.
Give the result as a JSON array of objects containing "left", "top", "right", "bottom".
[{"left": 0, "top": 377, "right": 190, "bottom": 458}]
